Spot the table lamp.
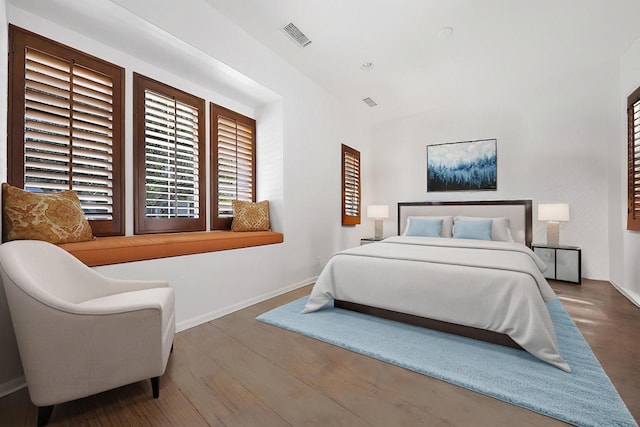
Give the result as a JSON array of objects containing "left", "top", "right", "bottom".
[
  {"left": 538, "top": 203, "right": 569, "bottom": 246},
  {"left": 367, "top": 205, "right": 389, "bottom": 239}
]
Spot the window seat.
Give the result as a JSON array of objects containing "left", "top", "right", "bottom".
[{"left": 58, "top": 231, "right": 284, "bottom": 267}]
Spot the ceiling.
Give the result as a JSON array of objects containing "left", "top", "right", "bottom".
[
  {"left": 10, "top": 0, "right": 640, "bottom": 125},
  {"left": 205, "top": 0, "right": 640, "bottom": 124}
]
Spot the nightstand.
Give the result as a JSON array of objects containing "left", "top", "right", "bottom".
[
  {"left": 360, "top": 237, "right": 385, "bottom": 245},
  {"left": 532, "top": 244, "right": 581, "bottom": 284}
]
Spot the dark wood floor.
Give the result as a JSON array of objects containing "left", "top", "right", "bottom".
[{"left": 0, "top": 279, "right": 638, "bottom": 426}]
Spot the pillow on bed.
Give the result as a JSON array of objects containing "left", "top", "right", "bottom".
[
  {"left": 405, "top": 218, "right": 443, "bottom": 237},
  {"left": 403, "top": 216, "right": 453, "bottom": 237},
  {"left": 452, "top": 219, "right": 492, "bottom": 241},
  {"left": 454, "top": 216, "right": 513, "bottom": 242}
]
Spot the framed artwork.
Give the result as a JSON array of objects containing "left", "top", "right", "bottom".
[{"left": 427, "top": 139, "right": 497, "bottom": 192}]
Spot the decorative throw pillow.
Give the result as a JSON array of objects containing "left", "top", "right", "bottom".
[
  {"left": 452, "top": 219, "right": 492, "bottom": 241},
  {"left": 454, "top": 216, "right": 513, "bottom": 242},
  {"left": 2, "top": 183, "right": 94, "bottom": 244},
  {"left": 405, "top": 218, "right": 443, "bottom": 237},
  {"left": 403, "top": 216, "right": 454, "bottom": 237},
  {"left": 231, "top": 200, "right": 270, "bottom": 232}
]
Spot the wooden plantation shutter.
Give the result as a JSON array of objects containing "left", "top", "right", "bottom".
[
  {"left": 133, "top": 73, "right": 205, "bottom": 234},
  {"left": 24, "top": 49, "right": 115, "bottom": 217},
  {"left": 211, "top": 103, "right": 256, "bottom": 230},
  {"left": 8, "top": 25, "right": 124, "bottom": 236},
  {"left": 342, "top": 144, "right": 361, "bottom": 225},
  {"left": 143, "top": 91, "right": 200, "bottom": 219},
  {"left": 628, "top": 86, "right": 640, "bottom": 230}
]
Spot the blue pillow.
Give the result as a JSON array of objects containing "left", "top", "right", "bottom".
[
  {"left": 406, "top": 218, "right": 443, "bottom": 237},
  {"left": 453, "top": 219, "right": 492, "bottom": 240}
]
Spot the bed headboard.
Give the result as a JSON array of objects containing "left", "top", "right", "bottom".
[{"left": 397, "top": 200, "right": 533, "bottom": 247}]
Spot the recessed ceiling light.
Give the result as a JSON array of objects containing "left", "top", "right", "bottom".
[
  {"left": 438, "top": 26, "right": 454, "bottom": 39},
  {"left": 360, "top": 61, "right": 374, "bottom": 71}
]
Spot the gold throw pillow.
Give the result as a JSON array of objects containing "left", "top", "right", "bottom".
[
  {"left": 231, "top": 200, "right": 270, "bottom": 232},
  {"left": 2, "top": 183, "right": 94, "bottom": 244}
]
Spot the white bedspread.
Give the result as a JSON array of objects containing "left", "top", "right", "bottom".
[{"left": 303, "top": 236, "right": 570, "bottom": 372}]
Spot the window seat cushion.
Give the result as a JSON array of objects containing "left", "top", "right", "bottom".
[{"left": 58, "top": 231, "right": 284, "bottom": 266}]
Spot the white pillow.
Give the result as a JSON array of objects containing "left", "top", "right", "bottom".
[
  {"left": 404, "top": 216, "right": 454, "bottom": 238},
  {"left": 454, "top": 216, "right": 513, "bottom": 242}
]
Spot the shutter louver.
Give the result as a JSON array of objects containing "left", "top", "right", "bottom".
[
  {"left": 216, "top": 115, "right": 255, "bottom": 217},
  {"left": 133, "top": 73, "right": 205, "bottom": 234},
  {"left": 144, "top": 90, "right": 200, "bottom": 219},
  {"left": 342, "top": 144, "right": 361, "bottom": 225},
  {"left": 628, "top": 91, "right": 640, "bottom": 230},
  {"left": 211, "top": 103, "right": 256, "bottom": 230},
  {"left": 23, "top": 48, "right": 114, "bottom": 220}
]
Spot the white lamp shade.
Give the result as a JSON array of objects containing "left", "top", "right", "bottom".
[
  {"left": 538, "top": 203, "right": 570, "bottom": 222},
  {"left": 367, "top": 205, "right": 389, "bottom": 219}
]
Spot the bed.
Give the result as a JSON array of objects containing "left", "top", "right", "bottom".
[{"left": 303, "top": 200, "right": 570, "bottom": 372}]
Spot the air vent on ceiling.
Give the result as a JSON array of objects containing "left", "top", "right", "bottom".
[
  {"left": 362, "top": 97, "right": 378, "bottom": 107},
  {"left": 282, "top": 22, "right": 312, "bottom": 47}
]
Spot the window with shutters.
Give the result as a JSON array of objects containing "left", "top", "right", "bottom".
[
  {"left": 7, "top": 25, "right": 124, "bottom": 236},
  {"left": 342, "top": 144, "right": 361, "bottom": 225},
  {"left": 628, "top": 86, "right": 640, "bottom": 231},
  {"left": 211, "top": 103, "right": 256, "bottom": 230},
  {"left": 133, "top": 73, "right": 206, "bottom": 234}
]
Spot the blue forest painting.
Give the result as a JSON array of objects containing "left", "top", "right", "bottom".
[{"left": 427, "top": 139, "right": 497, "bottom": 192}]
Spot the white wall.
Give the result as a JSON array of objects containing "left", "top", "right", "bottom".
[
  {"left": 0, "top": 0, "right": 369, "bottom": 394},
  {"left": 612, "top": 37, "right": 640, "bottom": 305},
  {"left": 369, "top": 61, "right": 620, "bottom": 280}
]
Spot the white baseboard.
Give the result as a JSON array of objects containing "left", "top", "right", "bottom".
[
  {"left": 176, "top": 276, "right": 316, "bottom": 332},
  {"left": 0, "top": 376, "right": 25, "bottom": 398},
  {"left": 609, "top": 280, "right": 640, "bottom": 308}
]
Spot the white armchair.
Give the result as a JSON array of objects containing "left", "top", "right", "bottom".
[{"left": 0, "top": 240, "right": 175, "bottom": 426}]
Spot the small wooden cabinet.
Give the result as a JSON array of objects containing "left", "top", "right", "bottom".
[{"left": 532, "top": 244, "right": 581, "bottom": 284}]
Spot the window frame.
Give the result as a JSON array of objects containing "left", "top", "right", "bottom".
[
  {"left": 628, "top": 86, "right": 640, "bottom": 231},
  {"left": 342, "top": 144, "right": 361, "bottom": 225},
  {"left": 210, "top": 103, "right": 257, "bottom": 230},
  {"left": 7, "top": 24, "right": 125, "bottom": 236},
  {"left": 132, "top": 73, "right": 206, "bottom": 234}
]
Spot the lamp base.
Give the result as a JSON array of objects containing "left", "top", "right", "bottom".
[
  {"left": 374, "top": 219, "right": 383, "bottom": 239},
  {"left": 546, "top": 221, "right": 560, "bottom": 246}
]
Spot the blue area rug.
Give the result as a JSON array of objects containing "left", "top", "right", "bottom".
[{"left": 256, "top": 297, "right": 637, "bottom": 427}]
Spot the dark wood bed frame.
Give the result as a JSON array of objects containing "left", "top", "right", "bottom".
[
  {"left": 334, "top": 300, "right": 522, "bottom": 349},
  {"left": 334, "top": 199, "right": 533, "bottom": 350}
]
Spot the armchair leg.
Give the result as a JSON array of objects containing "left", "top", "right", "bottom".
[
  {"left": 37, "top": 405, "right": 54, "bottom": 427},
  {"left": 151, "top": 377, "right": 160, "bottom": 398}
]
